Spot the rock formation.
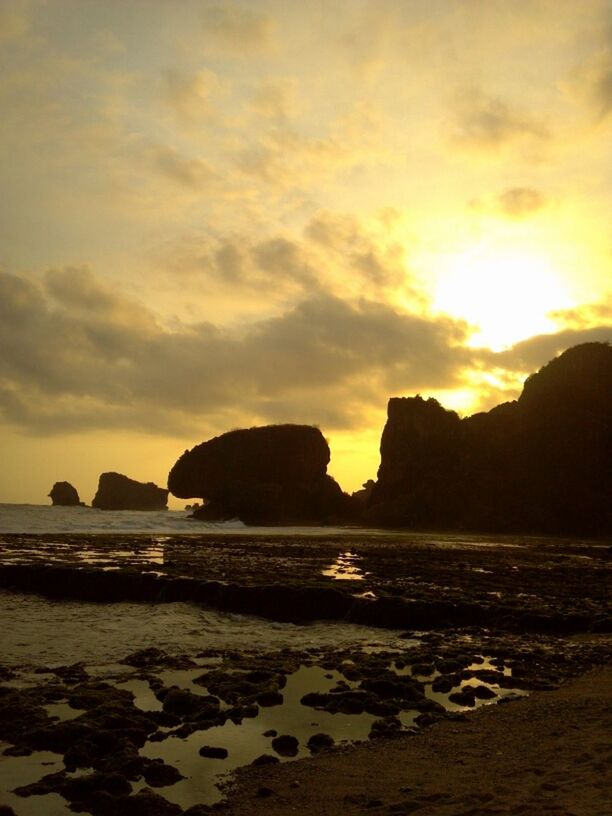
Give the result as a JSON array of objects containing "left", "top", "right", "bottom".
[
  {"left": 48, "top": 481, "right": 84, "bottom": 506},
  {"left": 366, "top": 342, "right": 612, "bottom": 535},
  {"left": 168, "top": 424, "right": 353, "bottom": 524},
  {"left": 92, "top": 472, "right": 168, "bottom": 511}
]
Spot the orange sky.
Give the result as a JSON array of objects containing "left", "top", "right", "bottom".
[{"left": 0, "top": 0, "right": 610, "bottom": 506}]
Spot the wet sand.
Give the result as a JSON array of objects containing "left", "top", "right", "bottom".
[{"left": 226, "top": 666, "right": 612, "bottom": 816}]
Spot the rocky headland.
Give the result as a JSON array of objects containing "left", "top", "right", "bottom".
[
  {"left": 168, "top": 424, "right": 353, "bottom": 525},
  {"left": 92, "top": 472, "right": 168, "bottom": 511},
  {"left": 366, "top": 342, "right": 612, "bottom": 535}
]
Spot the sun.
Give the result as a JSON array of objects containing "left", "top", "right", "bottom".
[{"left": 432, "top": 244, "right": 572, "bottom": 350}]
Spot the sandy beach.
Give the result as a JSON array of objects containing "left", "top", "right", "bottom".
[{"left": 225, "top": 665, "right": 612, "bottom": 816}]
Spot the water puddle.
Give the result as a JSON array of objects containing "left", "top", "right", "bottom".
[
  {"left": 0, "top": 748, "right": 70, "bottom": 816},
  {"left": 140, "top": 665, "right": 378, "bottom": 808},
  {"left": 44, "top": 702, "right": 85, "bottom": 722}
]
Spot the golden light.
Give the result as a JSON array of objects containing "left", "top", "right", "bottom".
[{"left": 431, "top": 244, "right": 573, "bottom": 350}]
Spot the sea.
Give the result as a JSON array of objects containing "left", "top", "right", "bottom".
[{"left": 0, "top": 503, "right": 405, "bottom": 665}]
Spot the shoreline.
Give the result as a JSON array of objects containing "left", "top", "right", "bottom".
[{"left": 225, "top": 664, "right": 612, "bottom": 816}]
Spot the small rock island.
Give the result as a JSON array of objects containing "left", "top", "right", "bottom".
[
  {"left": 48, "top": 481, "right": 84, "bottom": 507},
  {"left": 168, "top": 424, "right": 353, "bottom": 524},
  {"left": 92, "top": 472, "right": 168, "bottom": 511}
]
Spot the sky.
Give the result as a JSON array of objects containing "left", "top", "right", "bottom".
[{"left": 1, "top": 0, "right": 611, "bottom": 507}]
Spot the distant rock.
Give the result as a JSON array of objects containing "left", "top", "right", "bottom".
[
  {"left": 168, "top": 424, "right": 355, "bottom": 525},
  {"left": 49, "top": 481, "right": 84, "bottom": 507},
  {"left": 92, "top": 472, "right": 168, "bottom": 511},
  {"left": 366, "top": 343, "right": 612, "bottom": 535}
]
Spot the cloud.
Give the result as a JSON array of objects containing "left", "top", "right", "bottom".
[
  {"left": 248, "top": 78, "right": 297, "bottom": 122},
  {"left": 496, "top": 187, "right": 549, "bottom": 218},
  {"left": 166, "top": 211, "right": 415, "bottom": 305},
  {"left": 451, "top": 90, "right": 549, "bottom": 152},
  {"left": 150, "top": 145, "right": 217, "bottom": 189},
  {"left": 163, "top": 69, "right": 221, "bottom": 123},
  {"left": 576, "top": 49, "right": 612, "bottom": 120},
  {"left": 0, "top": 268, "right": 472, "bottom": 437},
  {"left": 200, "top": 4, "right": 276, "bottom": 54},
  {"left": 252, "top": 238, "right": 318, "bottom": 287},
  {"left": 549, "top": 302, "right": 612, "bottom": 330},
  {"left": 230, "top": 100, "right": 388, "bottom": 190},
  {"left": 0, "top": 4, "right": 29, "bottom": 41}
]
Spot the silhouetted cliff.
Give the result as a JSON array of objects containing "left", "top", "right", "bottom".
[
  {"left": 367, "top": 343, "right": 612, "bottom": 535},
  {"left": 168, "top": 424, "right": 353, "bottom": 524},
  {"left": 92, "top": 472, "right": 168, "bottom": 511},
  {"left": 49, "top": 481, "right": 84, "bottom": 507}
]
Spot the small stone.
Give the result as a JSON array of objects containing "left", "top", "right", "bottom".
[
  {"left": 263, "top": 729, "right": 277, "bottom": 737},
  {"left": 290, "top": 780, "right": 301, "bottom": 788},
  {"left": 257, "top": 786, "right": 274, "bottom": 798},
  {"left": 472, "top": 685, "right": 497, "bottom": 699},
  {"left": 199, "top": 746, "right": 228, "bottom": 759}
]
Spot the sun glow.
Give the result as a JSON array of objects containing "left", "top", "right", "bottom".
[{"left": 432, "top": 245, "right": 573, "bottom": 350}]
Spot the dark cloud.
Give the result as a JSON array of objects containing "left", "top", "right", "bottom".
[
  {"left": 485, "top": 326, "right": 612, "bottom": 373},
  {"left": 452, "top": 92, "right": 548, "bottom": 151},
  {"left": 252, "top": 238, "right": 317, "bottom": 287},
  {"left": 496, "top": 187, "right": 548, "bottom": 218},
  {"left": 3, "top": 264, "right": 608, "bottom": 439},
  {"left": 0, "top": 269, "right": 472, "bottom": 436}
]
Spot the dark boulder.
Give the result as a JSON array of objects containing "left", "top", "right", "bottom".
[
  {"left": 92, "top": 473, "right": 168, "bottom": 511},
  {"left": 271, "top": 734, "right": 299, "bottom": 756},
  {"left": 366, "top": 343, "right": 612, "bottom": 535},
  {"left": 49, "top": 481, "right": 84, "bottom": 506},
  {"left": 307, "top": 732, "right": 334, "bottom": 752},
  {"left": 168, "top": 424, "right": 355, "bottom": 524}
]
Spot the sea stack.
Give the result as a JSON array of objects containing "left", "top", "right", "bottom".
[
  {"left": 92, "top": 472, "right": 168, "bottom": 511},
  {"left": 168, "top": 424, "right": 353, "bottom": 524},
  {"left": 49, "top": 481, "right": 84, "bottom": 506},
  {"left": 366, "top": 342, "right": 612, "bottom": 535}
]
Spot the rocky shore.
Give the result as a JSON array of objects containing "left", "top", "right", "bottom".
[
  {"left": 0, "top": 531, "right": 610, "bottom": 815},
  {"left": 0, "top": 532, "right": 609, "bottom": 633}
]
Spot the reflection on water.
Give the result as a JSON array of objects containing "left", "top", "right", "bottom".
[
  {"left": 322, "top": 551, "right": 368, "bottom": 581},
  {"left": 0, "top": 540, "right": 166, "bottom": 569}
]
